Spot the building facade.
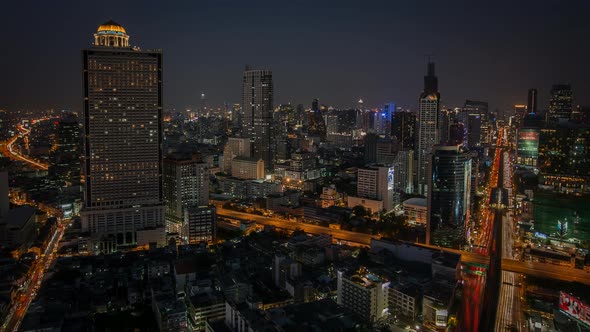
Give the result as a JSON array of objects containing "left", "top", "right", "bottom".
[
  {"left": 163, "top": 154, "right": 209, "bottom": 235},
  {"left": 241, "top": 67, "right": 274, "bottom": 172},
  {"left": 462, "top": 100, "right": 489, "bottom": 146},
  {"left": 391, "top": 110, "right": 416, "bottom": 151},
  {"left": 354, "top": 165, "right": 394, "bottom": 212},
  {"left": 427, "top": 145, "right": 471, "bottom": 249},
  {"left": 184, "top": 206, "right": 217, "bottom": 244},
  {"left": 417, "top": 62, "right": 440, "bottom": 195},
  {"left": 337, "top": 268, "right": 390, "bottom": 323},
  {"left": 54, "top": 113, "right": 81, "bottom": 184},
  {"left": 548, "top": 84, "right": 573, "bottom": 121},
  {"left": 81, "top": 21, "right": 165, "bottom": 250},
  {"left": 231, "top": 157, "right": 264, "bottom": 180},
  {"left": 222, "top": 137, "right": 251, "bottom": 174}
]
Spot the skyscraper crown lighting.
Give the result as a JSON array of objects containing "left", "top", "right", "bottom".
[{"left": 93, "top": 20, "right": 130, "bottom": 47}]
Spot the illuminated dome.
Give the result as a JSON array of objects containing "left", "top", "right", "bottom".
[
  {"left": 93, "top": 20, "right": 129, "bottom": 47},
  {"left": 97, "top": 20, "right": 127, "bottom": 34}
]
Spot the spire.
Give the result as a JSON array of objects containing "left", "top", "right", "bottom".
[
  {"left": 427, "top": 62, "right": 435, "bottom": 76},
  {"left": 424, "top": 61, "right": 438, "bottom": 94}
]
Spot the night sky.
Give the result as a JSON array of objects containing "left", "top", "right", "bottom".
[{"left": 1, "top": 0, "right": 589, "bottom": 113}]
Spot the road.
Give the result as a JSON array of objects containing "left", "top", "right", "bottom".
[
  {"left": 460, "top": 129, "right": 505, "bottom": 331},
  {"left": 494, "top": 146, "right": 523, "bottom": 331},
  {"left": 502, "top": 259, "right": 590, "bottom": 286},
  {"left": 217, "top": 207, "right": 379, "bottom": 246},
  {"left": 0, "top": 117, "right": 52, "bottom": 170},
  {"left": 479, "top": 209, "right": 503, "bottom": 332},
  {"left": 495, "top": 270, "right": 524, "bottom": 331},
  {"left": 2, "top": 221, "right": 65, "bottom": 332},
  {"left": 217, "top": 207, "right": 490, "bottom": 266}
]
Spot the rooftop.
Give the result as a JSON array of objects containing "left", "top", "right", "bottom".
[
  {"left": 346, "top": 267, "right": 389, "bottom": 288},
  {"left": 1, "top": 205, "right": 35, "bottom": 228},
  {"left": 403, "top": 197, "right": 427, "bottom": 207}
]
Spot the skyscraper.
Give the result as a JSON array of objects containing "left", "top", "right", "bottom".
[
  {"left": 81, "top": 21, "right": 165, "bottom": 250},
  {"left": 462, "top": 100, "right": 489, "bottom": 145},
  {"left": 54, "top": 112, "right": 81, "bottom": 184},
  {"left": 427, "top": 145, "right": 471, "bottom": 249},
  {"left": 381, "top": 102, "right": 396, "bottom": 138},
  {"left": 391, "top": 110, "right": 416, "bottom": 151},
  {"left": 448, "top": 121, "right": 466, "bottom": 147},
  {"left": 241, "top": 67, "right": 274, "bottom": 172},
  {"left": 456, "top": 111, "right": 482, "bottom": 149},
  {"left": 548, "top": 84, "right": 573, "bottom": 121},
  {"left": 527, "top": 88, "right": 538, "bottom": 114},
  {"left": 438, "top": 108, "right": 455, "bottom": 145},
  {"left": 417, "top": 62, "right": 440, "bottom": 195}
]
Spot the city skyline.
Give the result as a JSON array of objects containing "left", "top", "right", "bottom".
[
  {"left": 1, "top": 0, "right": 590, "bottom": 112},
  {"left": 1, "top": 3, "right": 590, "bottom": 331}
]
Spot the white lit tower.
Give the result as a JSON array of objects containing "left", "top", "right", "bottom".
[{"left": 416, "top": 62, "right": 440, "bottom": 195}]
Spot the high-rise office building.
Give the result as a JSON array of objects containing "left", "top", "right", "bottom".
[
  {"left": 417, "top": 62, "right": 440, "bottom": 195},
  {"left": 380, "top": 102, "right": 396, "bottom": 138},
  {"left": 241, "top": 67, "right": 274, "bottom": 172},
  {"left": 462, "top": 100, "right": 489, "bottom": 145},
  {"left": 548, "top": 84, "right": 573, "bottom": 121},
  {"left": 456, "top": 112, "right": 481, "bottom": 149},
  {"left": 163, "top": 154, "right": 209, "bottom": 235},
  {"left": 391, "top": 111, "right": 416, "bottom": 151},
  {"left": 364, "top": 133, "right": 378, "bottom": 164},
  {"left": 527, "top": 88, "right": 538, "bottom": 114},
  {"left": 326, "top": 113, "right": 339, "bottom": 135},
  {"left": 516, "top": 128, "right": 540, "bottom": 168},
  {"left": 81, "top": 21, "right": 165, "bottom": 250},
  {"left": 427, "top": 145, "right": 471, "bottom": 249},
  {"left": 437, "top": 109, "right": 455, "bottom": 145},
  {"left": 393, "top": 150, "right": 414, "bottom": 194},
  {"left": 538, "top": 124, "right": 590, "bottom": 192},
  {"left": 448, "top": 121, "right": 466, "bottom": 147},
  {"left": 54, "top": 113, "right": 81, "bottom": 184}
]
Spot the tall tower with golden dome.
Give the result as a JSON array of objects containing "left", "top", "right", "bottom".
[
  {"left": 93, "top": 20, "right": 130, "bottom": 47},
  {"left": 81, "top": 20, "right": 165, "bottom": 253}
]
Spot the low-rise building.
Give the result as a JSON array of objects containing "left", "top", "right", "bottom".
[
  {"left": 389, "top": 284, "right": 420, "bottom": 320},
  {"left": 231, "top": 157, "right": 264, "bottom": 180},
  {"left": 152, "top": 294, "right": 188, "bottom": 332},
  {"left": 187, "top": 290, "right": 225, "bottom": 332},
  {"left": 336, "top": 267, "right": 390, "bottom": 322},
  {"left": 403, "top": 197, "right": 427, "bottom": 225},
  {"left": 347, "top": 196, "right": 384, "bottom": 215}
]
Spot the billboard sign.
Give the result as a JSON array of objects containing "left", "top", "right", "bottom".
[
  {"left": 559, "top": 292, "right": 590, "bottom": 325},
  {"left": 387, "top": 167, "right": 394, "bottom": 190}
]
